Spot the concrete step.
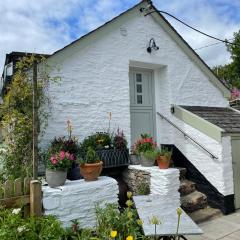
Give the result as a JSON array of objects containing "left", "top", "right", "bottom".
[
  {"left": 188, "top": 206, "right": 223, "bottom": 224},
  {"left": 181, "top": 191, "right": 208, "bottom": 213},
  {"left": 179, "top": 179, "right": 196, "bottom": 196}
]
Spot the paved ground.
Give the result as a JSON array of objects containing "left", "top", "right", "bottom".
[{"left": 188, "top": 211, "right": 240, "bottom": 240}]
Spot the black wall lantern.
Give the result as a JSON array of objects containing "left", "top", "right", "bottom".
[{"left": 147, "top": 38, "right": 159, "bottom": 53}]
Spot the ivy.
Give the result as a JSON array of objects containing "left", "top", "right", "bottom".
[{"left": 1, "top": 55, "right": 60, "bottom": 179}]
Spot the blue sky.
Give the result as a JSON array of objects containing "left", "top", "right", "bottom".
[{"left": 0, "top": 0, "right": 240, "bottom": 72}]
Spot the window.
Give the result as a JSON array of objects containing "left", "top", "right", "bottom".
[
  {"left": 137, "top": 95, "right": 142, "bottom": 104},
  {"left": 136, "top": 73, "right": 142, "bottom": 82}
]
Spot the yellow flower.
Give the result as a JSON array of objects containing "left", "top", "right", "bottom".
[
  {"left": 126, "top": 200, "right": 133, "bottom": 208},
  {"left": 150, "top": 216, "right": 161, "bottom": 225},
  {"left": 177, "top": 207, "right": 182, "bottom": 216},
  {"left": 127, "top": 211, "right": 133, "bottom": 219},
  {"left": 127, "top": 191, "right": 133, "bottom": 199},
  {"left": 137, "top": 219, "right": 143, "bottom": 226},
  {"left": 126, "top": 236, "right": 134, "bottom": 240},
  {"left": 110, "top": 230, "right": 117, "bottom": 238}
]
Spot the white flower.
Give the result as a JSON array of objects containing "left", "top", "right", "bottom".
[
  {"left": 104, "top": 145, "right": 109, "bottom": 149},
  {"left": 17, "top": 226, "right": 26, "bottom": 233},
  {"left": 12, "top": 208, "right": 21, "bottom": 214}
]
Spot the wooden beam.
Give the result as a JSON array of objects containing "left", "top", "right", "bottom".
[
  {"left": 30, "top": 180, "right": 42, "bottom": 217},
  {"left": 0, "top": 195, "right": 30, "bottom": 208},
  {"left": 32, "top": 61, "right": 38, "bottom": 179}
]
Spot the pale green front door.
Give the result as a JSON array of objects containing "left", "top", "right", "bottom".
[
  {"left": 129, "top": 68, "right": 155, "bottom": 145},
  {"left": 231, "top": 138, "right": 240, "bottom": 209}
]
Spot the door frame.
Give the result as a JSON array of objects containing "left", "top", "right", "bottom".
[
  {"left": 231, "top": 135, "right": 240, "bottom": 209},
  {"left": 129, "top": 67, "right": 157, "bottom": 143}
]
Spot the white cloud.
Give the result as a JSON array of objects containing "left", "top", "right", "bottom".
[
  {"left": 0, "top": 0, "right": 239, "bottom": 76},
  {"left": 155, "top": 0, "right": 240, "bottom": 66}
]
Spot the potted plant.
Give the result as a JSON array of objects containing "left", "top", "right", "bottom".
[
  {"left": 133, "top": 134, "right": 157, "bottom": 167},
  {"left": 80, "top": 130, "right": 129, "bottom": 168},
  {"left": 46, "top": 151, "right": 73, "bottom": 187},
  {"left": 79, "top": 147, "right": 103, "bottom": 181},
  {"left": 157, "top": 147, "right": 172, "bottom": 169}
]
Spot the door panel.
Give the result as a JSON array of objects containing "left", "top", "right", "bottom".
[
  {"left": 231, "top": 139, "right": 240, "bottom": 209},
  {"left": 129, "top": 69, "right": 154, "bottom": 145}
]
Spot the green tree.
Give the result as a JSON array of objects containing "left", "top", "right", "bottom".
[{"left": 213, "top": 30, "right": 240, "bottom": 88}]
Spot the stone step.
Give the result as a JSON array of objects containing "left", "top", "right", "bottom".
[
  {"left": 188, "top": 207, "right": 223, "bottom": 224},
  {"left": 179, "top": 180, "right": 196, "bottom": 196},
  {"left": 181, "top": 191, "right": 208, "bottom": 213}
]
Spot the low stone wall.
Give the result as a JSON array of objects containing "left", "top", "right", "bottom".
[
  {"left": 123, "top": 165, "right": 180, "bottom": 207},
  {"left": 42, "top": 176, "right": 119, "bottom": 228}
]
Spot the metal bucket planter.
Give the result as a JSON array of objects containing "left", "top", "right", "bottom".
[
  {"left": 140, "top": 154, "right": 156, "bottom": 167},
  {"left": 46, "top": 169, "right": 67, "bottom": 188},
  {"left": 97, "top": 149, "right": 130, "bottom": 168}
]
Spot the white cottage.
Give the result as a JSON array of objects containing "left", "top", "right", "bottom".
[{"left": 2, "top": 0, "right": 240, "bottom": 215}]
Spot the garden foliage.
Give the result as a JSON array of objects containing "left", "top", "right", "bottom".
[{"left": 0, "top": 55, "right": 59, "bottom": 179}]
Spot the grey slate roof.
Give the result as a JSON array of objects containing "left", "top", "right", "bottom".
[{"left": 181, "top": 106, "right": 240, "bottom": 133}]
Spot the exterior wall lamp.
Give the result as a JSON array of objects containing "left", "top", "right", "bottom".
[{"left": 147, "top": 38, "right": 159, "bottom": 53}]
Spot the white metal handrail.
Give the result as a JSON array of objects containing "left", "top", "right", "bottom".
[{"left": 157, "top": 112, "right": 218, "bottom": 159}]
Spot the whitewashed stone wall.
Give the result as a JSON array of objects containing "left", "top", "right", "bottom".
[
  {"left": 41, "top": 4, "right": 232, "bottom": 196},
  {"left": 42, "top": 177, "right": 119, "bottom": 228},
  {"left": 124, "top": 165, "right": 180, "bottom": 207}
]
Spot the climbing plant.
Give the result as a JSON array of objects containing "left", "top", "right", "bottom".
[{"left": 1, "top": 55, "right": 59, "bottom": 179}]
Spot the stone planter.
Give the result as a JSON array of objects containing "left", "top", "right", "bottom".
[
  {"left": 157, "top": 156, "right": 170, "bottom": 169},
  {"left": 140, "top": 154, "right": 155, "bottom": 167},
  {"left": 97, "top": 149, "right": 129, "bottom": 168},
  {"left": 46, "top": 169, "right": 67, "bottom": 188},
  {"left": 80, "top": 161, "right": 103, "bottom": 181},
  {"left": 130, "top": 154, "right": 140, "bottom": 165}
]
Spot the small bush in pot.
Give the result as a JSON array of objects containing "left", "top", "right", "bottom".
[
  {"left": 79, "top": 147, "right": 103, "bottom": 181},
  {"left": 133, "top": 134, "right": 157, "bottom": 167},
  {"left": 46, "top": 151, "right": 73, "bottom": 187},
  {"left": 157, "top": 147, "right": 173, "bottom": 169}
]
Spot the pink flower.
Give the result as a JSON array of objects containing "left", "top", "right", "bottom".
[
  {"left": 59, "top": 151, "right": 65, "bottom": 160},
  {"left": 65, "top": 152, "right": 70, "bottom": 158},
  {"left": 50, "top": 156, "right": 58, "bottom": 165},
  {"left": 52, "top": 159, "right": 58, "bottom": 165},
  {"left": 69, "top": 154, "right": 75, "bottom": 161}
]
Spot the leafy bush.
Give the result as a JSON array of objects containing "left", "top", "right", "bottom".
[
  {"left": 143, "top": 149, "right": 158, "bottom": 160},
  {"left": 49, "top": 137, "right": 79, "bottom": 157},
  {"left": 133, "top": 134, "right": 156, "bottom": 155},
  {"left": 113, "top": 128, "right": 127, "bottom": 150},
  {"left": 1, "top": 55, "right": 59, "bottom": 179},
  {"left": 0, "top": 207, "right": 65, "bottom": 240}
]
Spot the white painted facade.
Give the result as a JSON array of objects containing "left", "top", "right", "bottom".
[{"left": 42, "top": 2, "right": 233, "bottom": 196}]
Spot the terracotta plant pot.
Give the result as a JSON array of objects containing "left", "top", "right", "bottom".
[
  {"left": 157, "top": 156, "right": 170, "bottom": 169},
  {"left": 80, "top": 161, "right": 103, "bottom": 181},
  {"left": 46, "top": 169, "right": 67, "bottom": 188}
]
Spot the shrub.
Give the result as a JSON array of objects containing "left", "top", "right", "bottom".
[
  {"left": 113, "top": 128, "right": 127, "bottom": 150},
  {"left": 133, "top": 134, "right": 156, "bottom": 155},
  {"left": 0, "top": 207, "right": 65, "bottom": 240}
]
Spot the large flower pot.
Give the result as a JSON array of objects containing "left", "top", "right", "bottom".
[
  {"left": 130, "top": 154, "right": 140, "bottom": 165},
  {"left": 140, "top": 155, "right": 155, "bottom": 167},
  {"left": 80, "top": 161, "right": 103, "bottom": 181},
  {"left": 157, "top": 156, "right": 170, "bottom": 169},
  {"left": 67, "top": 162, "right": 81, "bottom": 180},
  {"left": 46, "top": 169, "right": 67, "bottom": 187}
]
